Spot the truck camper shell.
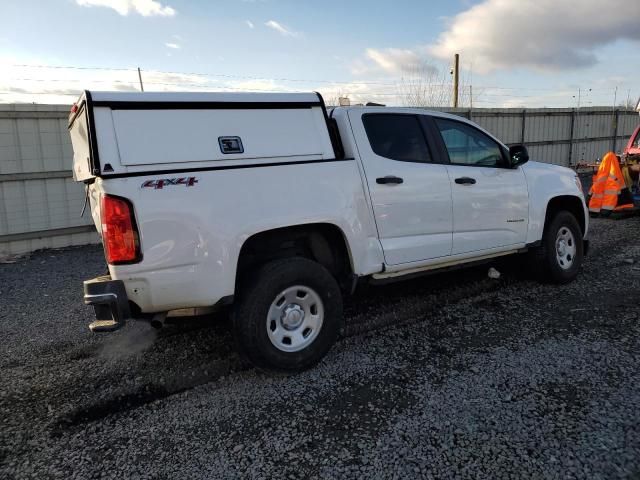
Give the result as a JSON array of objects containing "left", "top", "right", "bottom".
[{"left": 68, "top": 91, "right": 343, "bottom": 182}]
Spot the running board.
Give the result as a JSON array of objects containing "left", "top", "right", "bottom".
[{"left": 373, "top": 249, "right": 520, "bottom": 280}]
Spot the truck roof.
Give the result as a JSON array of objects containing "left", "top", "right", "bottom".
[
  {"left": 332, "top": 105, "right": 469, "bottom": 120},
  {"left": 80, "top": 91, "right": 323, "bottom": 105}
]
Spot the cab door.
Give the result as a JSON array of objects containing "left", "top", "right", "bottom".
[
  {"left": 349, "top": 111, "right": 453, "bottom": 265},
  {"left": 431, "top": 117, "right": 529, "bottom": 255}
]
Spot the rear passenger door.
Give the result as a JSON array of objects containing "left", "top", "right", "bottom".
[
  {"left": 349, "top": 111, "right": 453, "bottom": 265},
  {"left": 431, "top": 117, "right": 529, "bottom": 255}
]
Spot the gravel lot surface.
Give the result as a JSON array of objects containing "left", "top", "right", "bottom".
[{"left": 1, "top": 217, "right": 639, "bottom": 479}]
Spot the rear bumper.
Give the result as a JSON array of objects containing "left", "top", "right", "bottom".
[{"left": 84, "top": 276, "right": 131, "bottom": 332}]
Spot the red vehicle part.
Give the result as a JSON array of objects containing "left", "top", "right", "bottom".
[{"left": 624, "top": 125, "right": 640, "bottom": 157}]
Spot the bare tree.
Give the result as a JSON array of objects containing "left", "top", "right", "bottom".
[
  {"left": 618, "top": 97, "right": 639, "bottom": 111},
  {"left": 398, "top": 61, "right": 469, "bottom": 108}
]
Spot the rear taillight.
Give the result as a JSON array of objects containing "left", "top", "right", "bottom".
[{"left": 101, "top": 194, "right": 141, "bottom": 264}]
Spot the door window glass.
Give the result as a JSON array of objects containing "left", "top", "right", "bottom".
[
  {"left": 435, "top": 118, "right": 505, "bottom": 167},
  {"left": 362, "top": 114, "right": 431, "bottom": 163}
]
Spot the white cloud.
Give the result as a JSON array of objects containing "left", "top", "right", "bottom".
[
  {"left": 75, "top": 0, "right": 176, "bottom": 17},
  {"left": 226, "top": 79, "right": 287, "bottom": 92},
  {"left": 139, "top": 71, "right": 211, "bottom": 91},
  {"left": 165, "top": 42, "right": 180, "bottom": 49},
  {"left": 314, "top": 81, "right": 399, "bottom": 106},
  {"left": 429, "top": 0, "right": 640, "bottom": 73},
  {"left": 245, "top": 20, "right": 254, "bottom": 29},
  {"left": 349, "top": 47, "right": 441, "bottom": 81},
  {"left": 362, "top": 48, "right": 428, "bottom": 75},
  {"left": 265, "top": 20, "right": 299, "bottom": 37}
]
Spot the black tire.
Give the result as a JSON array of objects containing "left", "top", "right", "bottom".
[
  {"left": 528, "top": 210, "right": 584, "bottom": 284},
  {"left": 233, "top": 257, "right": 343, "bottom": 372}
]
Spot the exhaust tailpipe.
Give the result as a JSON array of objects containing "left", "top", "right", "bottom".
[{"left": 149, "top": 312, "right": 168, "bottom": 330}]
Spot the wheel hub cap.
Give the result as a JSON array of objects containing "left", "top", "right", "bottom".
[
  {"left": 281, "top": 304, "right": 304, "bottom": 330},
  {"left": 555, "top": 227, "right": 576, "bottom": 270},
  {"left": 266, "top": 285, "right": 325, "bottom": 353},
  {"left": 557, "top": 240, "right": 567, "bottom": 256}
]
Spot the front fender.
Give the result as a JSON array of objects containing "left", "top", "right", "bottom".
[{"left": 522, "top": 161, "right": 588, "bottom": 244}]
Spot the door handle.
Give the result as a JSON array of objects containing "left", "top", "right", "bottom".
[
  {"left": 376, "top": 176, "right": 404, "bottom": 185},
  {"left": 454, "top": 177, "right": 476, "bottom": 185}
]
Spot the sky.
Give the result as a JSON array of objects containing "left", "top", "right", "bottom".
[{"left": 0, "top": 0, "right": 639, "bottom": 108}]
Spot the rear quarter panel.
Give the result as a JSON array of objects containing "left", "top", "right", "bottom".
[{"left": 97, "top": 160, "right": 383, "bottom": 312}]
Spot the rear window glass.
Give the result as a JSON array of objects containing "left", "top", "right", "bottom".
[
  {"left": 362, "top": 114, "right": 431, "bottom": 163},
  {"left": 69, "top": 107, "right": 92, "bottom": 179}
]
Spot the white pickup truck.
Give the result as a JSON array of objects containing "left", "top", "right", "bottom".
[{"left": 69, "top": 91, "right": 589, "bottom": 371}]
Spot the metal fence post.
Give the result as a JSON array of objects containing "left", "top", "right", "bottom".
[
  {"left": 611, "top": 109, "right": 619, "bottom": 152},
  {"left": 568, "top": 109, "right": 576, "bottom": 166}
]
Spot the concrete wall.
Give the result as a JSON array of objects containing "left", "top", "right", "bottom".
[{"left": 0, "top": 104, "right": 638, "bottom": 257}]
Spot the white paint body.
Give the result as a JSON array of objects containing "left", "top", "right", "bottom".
[{"left": 69, "top": 92, "right": 588, "bottom": 313}]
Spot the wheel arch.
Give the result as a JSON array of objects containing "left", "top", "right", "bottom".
[
  {"left": 543, "top": 195, "right": 586, "bottom": 236},
  {"left": 235, "top": 222, "right": 355, "bottom": 292}
]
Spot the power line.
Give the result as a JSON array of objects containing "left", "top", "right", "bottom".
[
  {"left": 0, "top": 86, "right": 609, "bottom": 100},
  {"left": 8, "top": 63, "right": 136, "bottom": 72},
  {"left": 5, "top": 63, "right": 402, "bottom": 86},
  {"left": 4, "top": 64, "right": 630, "bottom": 103},
  {"left": 9, "top": 63, "right": 624, "bottom": 93},
  {"left": 0, "top": 76, "right": 603, "bottom": 97},
  {"left": 2, "top": 64, "right": 635, "bottom": 109}
]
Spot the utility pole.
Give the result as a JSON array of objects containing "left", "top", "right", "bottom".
[
  {"left": 626, "top": 89, "right": 631, "bottom": 110},
  {"left": 137, "top": 67, "right": 144, "bottom": 92},
  {"left": 612, "top": 86, "right": 618, "bottom": 111},
  {"left": 452, "top": 53, "right": 459, "bottom": 108},
  {"left": 469, "top": 85, "right": 473, "bottom": 110}
]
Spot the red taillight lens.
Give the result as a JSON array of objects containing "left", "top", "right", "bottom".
[
  {"left": 101, "top": 194, "right": 141, "bottom": 264},
  {"left": 70, "top": 103, "right": 78, "bottom": 114}
]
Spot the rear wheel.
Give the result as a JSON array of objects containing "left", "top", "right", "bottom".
[
  {"left": 233, "top": 257, "right": 342, "bottom": 372},
  {"left": 529, "top": 210, "right": 584, "bottom": 284}
]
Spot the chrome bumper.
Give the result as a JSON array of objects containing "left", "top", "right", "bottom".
[{"left": 83, "top": 276, "right": 131, "bottom": 332}]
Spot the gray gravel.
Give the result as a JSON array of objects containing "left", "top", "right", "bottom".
[{"left": 1, "top": 217, "right": 639, "bottom": 479}]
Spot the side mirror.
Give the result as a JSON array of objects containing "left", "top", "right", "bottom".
[{"left": 509, "top": 144, "right": 529, "bottom": 167}]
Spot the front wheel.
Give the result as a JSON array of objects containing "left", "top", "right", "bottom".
[
  {"left": 233, "top": 257, "right": 343, "bottom": 372},
  {"left": 529, "top": 211, "right": 584, "bottom": 284}
]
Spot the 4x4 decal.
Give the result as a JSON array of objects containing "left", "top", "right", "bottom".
[{"left": 141, "top": 177, "right": 198, "bottom": 189}]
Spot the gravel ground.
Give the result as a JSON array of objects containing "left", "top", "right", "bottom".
[{"left": 1, "top": 217, "right": 639, "bottom": 479}]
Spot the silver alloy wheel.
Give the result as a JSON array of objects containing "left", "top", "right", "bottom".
[
  {"left": 266, "top": 285, "right": 324, "bottom": 353},
  {"left": 555, "top": 226, "right": 576, "bottom": 270}
]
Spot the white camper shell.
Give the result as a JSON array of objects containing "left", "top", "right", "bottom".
[
  {"left": 69, "top": 91, "right": 341, "bottom": 181},
  {"left": 69, "top": 90, "right": 589, "bottom": 372}
]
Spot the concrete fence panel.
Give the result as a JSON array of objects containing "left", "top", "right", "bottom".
[
  {"left": 0, "top": 105, "right": 98, "bottom": 257},
  {"left": 0, "top": 103, "right": 638, "bottom": 256}
]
